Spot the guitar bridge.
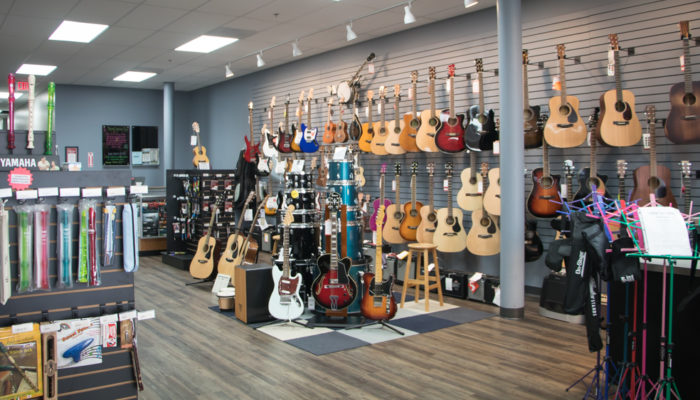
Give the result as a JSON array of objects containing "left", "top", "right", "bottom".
[
  {"left": 613, "top": 121, "right": 629, "bottom": 126},
  {"left": 557, "top": 123, "right": 573, "bottom": 128},
  {"left": 478, "top": 234, "right": 493, "bottom": 239},
  {"left": 682, "top": 115, "right": 697, "bottom": 120}
]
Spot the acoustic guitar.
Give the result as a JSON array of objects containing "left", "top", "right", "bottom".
[
  {"left": 630, "top": 106, "right": 677, "bottom": 207},
  {"left": 191, "top": 122, "right": 209, "bottom": 167},
  {"left": 291, "top": 90, "right": 304, "bottom": 152},
  {"left": 598, "top": 34, "right": 641, "bottom": 147},
  {"left": 385, "top": 84, "right": 406, "bottom": 155},
  {"left": 464, "top": 59, "right": 498, "bottom": 151},
  {"left": 399, "top": 162, "right": 423, "bottom": 241},
  {"left": 417, "top": 162, "right": 437, "bottom": 244},
  {"left": 313, "top": 192, "right": 358, "bottom": 311},
  {"left": 370, "top": 164, "right": 392, "bottom": 232},
  {"left": 276, "top": 95, "right": 293, "bottom": 153},
  {"left": 522, "top": 50, "right": 543, "bottom": 148},
  {"left": 436, "top": 64, "right": 466, "bottom": 153},
  {"left": 358, "top": 90, "right": 375, "bottom": 153},
  {"left": 261, "top": 96, "right": 279, "bottom": 159},
  {"left": 433, "top": 162, "right": 467, "bottom": 253},
  {"left": 383, "top": 162, "right": 406, "bottom": 244},
  {"left": 190, "top": 194, "right": 224, "bottom": 279},
  {"left": 300, "top": 89, "right": 320, "bottom": 153},
  {"left": 322, "top": 96, "right": 337, "bottom": 144},
  {"left": 370, "top": 86, "right": 390, "bottom": 155},
  {"left": 416, "top": 66, "right": 440, "bottom": 152},
  {"left": 334, "top": 97, "right": 348, "bottom": 143},
  {"left": 680, "top": 160, "right": 693, "bottom": 214},
  {"left": 361, "top": 205, "right": 397, "bottom": 321},
  {"left": 268, "top": 206, "right": 304, "bottom": 320},
  {"left": 349, "top": 97, "right": 362, "bottom": 141},
  {"left": 457, "top": 150, "right": 483, "bottom": 211},
  {"left": 240, "top": 194, "right": 266, "bottom": 266},
  {"left": 217, "top": 192, "right": 256, "bottom": 279},
  {"left": 482, "top": 163, "right": 500, "bottom": 216},
  {"left": 543, "top": 44, "right": 586, "bottom": 148},
  {"left": 666, "top": 21, "right": 700, "bottom": 144},
  {"left": 243, "top": 103, "right": 260, "bottom": 164},
  {"left": 466, "top": 163, "right": 501, "bottom": 256},
  {"left": 574, "top": 108, "right": 609, "bottom": 201},
  {"left": 399, "top": 70, "right": 421, "bottom": 152},
  {"left": 527, "top": 140, "right": 562, "bottom": 218},
  {"left": 616, "top": 160, "right": 628, "bottom": 202}
]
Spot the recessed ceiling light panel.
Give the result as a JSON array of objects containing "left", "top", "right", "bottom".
[
  {"left": 0, "top": 92, "right": 23, "bottom": 100},
  {"left": 113, "top": 71, "right": 157, "bottom": 82},
  {"left": 175, "top": 35, "right": 239, "bottom": 53},
  {"left": 16, "top": 64, "right": 57, "bottom": 76},
  {"left": 49, "top": 20, "right": 109, "bottom": 43}
]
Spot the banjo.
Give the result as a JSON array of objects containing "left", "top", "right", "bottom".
[{"left": 337, "top": 52, "right": 375, "bottom": 104}]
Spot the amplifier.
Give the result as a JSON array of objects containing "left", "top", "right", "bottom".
[
  {"left": 539, "top": 273, "right": 568, "bottom": 314},
  {"left": 234, "top": 264, "right": 274, "bottom": 324},
  {"left": 441, "top": 271, "right": 468, "bottom": 299}
]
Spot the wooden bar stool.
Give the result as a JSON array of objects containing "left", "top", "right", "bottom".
[{"left": 400, "top": 243, "right": 444, "bottom": 311}]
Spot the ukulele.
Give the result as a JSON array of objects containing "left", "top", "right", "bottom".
[
  {"left": 598, "top": 34, "right": 642, "bottom": 147},
  {"left": 190, "top": 193, "right": 224, "bottom": 279},
  {"left": 361, "top": 205, "right": 398, "bottom": 321},
  {"left": 436, "top": 64, "right": 466, "bottom": 153},
  {"left": 383, "top": 162, "right": 406, "bottom": 244},
  {"left": 466, "top": 163, "right": 501, "bottom": 256},
  {"left": 666, "top": 21, "right": 700, "bottom": 144},
  {"left": 300, "top": 89, "right": 319, "bottom": 153},
  {"left": 574, "top": 108, "right": 610, "bottom": 201},
  {"left": 482, "top": 162, "right": 501, "bottom": 216},
  {"left": 370, "top": 86, "right": 389, "bottom": 155},
  {"left": 543, "top": 44, "right": 586, "bottom": 148},
  {"left": 385, "top": 84, "right": 406, "bottom": 154},
  {"left": 217, "top": 192, "right": 255, "bottom": 279},
  {"left": 399, "top": 162, "right": 423, "bottom": 241},
  {"left": 522, "top": 50, "right": 543, "bottom": 148},
  {"left": 616, "top": 160, "right": 629, "bottom": 202},
  {"left": 349, "top": 96, "right": 362, "bottom": 141},
  {"left": 353, "top": 149, "right": 365, "bottom": 187},
  {"left": 7, "top": 74, "right": 15, "bottom": 153},
  {"left": 630, "top": 106, "right": 677, "bottom": 207},
  {"left": 191, "top": 122, "right": 210, "bottom": 167},
  {"left": 322, "top": 95, "right": 337, "bottom": 144},
  {"left": 358, "top": 90, "right": 375, "bottom": 153},
  {"left": 417, "top": 162, "right": 438, "bottom": 244},
  {"left": 269, "top": 206, "right": 304, "bottom": 320},
  {"left": 370, "top": 164, "right": 392, "bottom": 232},
  {"left": 527, "top": 140, "right": 562, "bottom": 218},
  {"left": 399, "top": 70, "right": 421, "bottom": 152},
  {"left": 261, "top": 96, "right": 279, "bottom": 159},
  {"left": 465, "top": 59, "right": 498, "bottom": 151},
  {"left": 457, "top": 150, "right": 483, "bottom": 211},
  {"left": 276, "top": 95, "right": 293, "bottom": 153},
  {"left": 334, "top": 97, "right": 348, "bottom": 143},
  {"left": 680, "top": 161, "right": 693, "bottom": 215},
  {"left": 416, "top": 66, "right": 440, "bottom": 152},
  {"left": 313, "top": 192, "right": 358, "bottom": 311},
  {"left": 243, "top": 103, "right": 261, "bottom": 163},
  {"left": 291, "top": 90, "right": 305, "bottom": 152},
  {"left": 434, "top": 162, "right": 467, "bottom": 253}
]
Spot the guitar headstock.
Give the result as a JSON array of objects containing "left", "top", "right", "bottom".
[
  {"left": 191, "top": 121, "right": 200, "bottom": 133},
  {"left": 328, "top": 191, "right": 341, "bottom": 211},
  {"left": 563, "top": 159, "right": 575, "bottom": 177},
  {"left": 522, "top": 49, "right": 529, "bottom": 65},
  {"left": 608, "top": 33, "right": 619, "bottom": 51},
  {"left": 298, "top": 90, "right": 305, "bottom": 104},
  {"left": 270, "top": 96, "right": 276, "bottom": 108},
  {"left": 285, "top": 93, "right": 290, "bottom": 105},
  {"left": 328, "top": 96, "right": 334, "bottom": 106},
  {"left": 307, "top": 88, "right": 314, "bottom": 102},
  {"left": 681, "top": 160, "right": 692, "bottom": 179},
  {"left": 445, "top": 161, "right": 454, "bottom": 178},
  {"left": 588, "top": 107, "right": 600, "bottom": 128},
  {"left": 428, "top": 66, "right": 436, "bottom": 80},
  {"left": 680, "top": 21, "right": 690, "bottom": 40},
  {"left": 411, "top": 70, "right": 418, "bottom": 84},
  {"left": 376, "top": 205, "right": 385, "bottom": 229},
  {"left": 616, "top": 160, "right": 628, "bottom": 179},
  {"left": 479, "top": 162, "right": 488, "bottom": 180},
  {"left": 427, "top": 162, "right": 435, "bottom": 176},
  {"left": 367, "top": 90, "right": 374, "bottom": 102},
  {"left": 556, "top": 44, "right": 565, "bottom": 59},
  {"left": 244, "top": 191, "right": 256, "bottom": 208},
  {"left": 310, "top": 156, "right": 318, "bottom": 170},
  {"left": 248, "top": 101, "right": 253, "bottom": 111},
  {"left": 379, "top": 86, "right": 386, "bottom": 99},
  {"left": 475, "top": 58, "right": 483, "bottom": 73},
  {"left": 393, "top": 84, "right": 400, "bottom": 98},
  {"left": 214, "top": 192, "right": 226, "bottom": 210},
  {"left": 411, "top": 162, "right": 418, "bottom": 175},
  {"left": 283, "top": 205, "right": 295, "bottom": 226},
  {"left": 380, "top": 162, "right": 387, "bottom": 175},
  {"left": 394, "top": 161, "right": 401, "bottom": 176},
  {"left": 645, "top": 105, "right": 656, "bottom": 121},
  {"left": 448, "top": 64, "right": 455, "bottom": 78}
]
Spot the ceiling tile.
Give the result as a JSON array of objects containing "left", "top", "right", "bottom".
[
  {"left": 161, "top": 11, "right": 234, "bottom": 35},
  {"left": 0, "top": 15, "right": 57, "bottom": 41},
  {"left": 139, "top": 51, "right": 199, "bottom": 70},
  {"left": 145, "top": 0, "right": 208, "bottom": 10},
  {"left": 61, "top": 55, "right": 108, "bottom": 69},
  {"left": 73, "top": 43, "right": 130, "bottom": 60},
  {"left": 9, "top": 0, "right": 79, "bottom": 19},
  {"left": 115, "top": 4, "right": 188, "bottom": 30},
  {"left": 66, "top": 0, "right": 137, "bottom": 25},
  {"left": 27, "top": 41, "right": 83, "bottom": 64},
  {"left": 223, "top": 17, "right": 277, "bottom": 32},
  {"left": 244, "top": 0, "right": 323, "bottom": 24},
  {"left": 50, "top": 66, "right": 93, "bottom": 83},
  {"left": 0, "top": 1, "right": 12, "bottom": 13},
  {"left": 91, "top": 27, "right": 156, "bottom": 47},
  {"left": 139, "top": 30, "right": 194, "bottom": 49},
  {"left": 113, "top": 46, "right": 167, "bottom": 63},
  {"left": 197, "top": 0, "right": 273, "bottom": 18}
]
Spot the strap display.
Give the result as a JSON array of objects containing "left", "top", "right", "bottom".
[
  {"left": 34, "top": 203, "right": 50, "bottom": 290},
  {"left": 0, "top": 201, "right": 10, "bottom": 304},
  {"left": 102, "top": 204, "right": 116, "bottom": 267},
  {"left": 57, "top": 203, "right": 74, "bottom": 288},
  {"left": 78, "top": 200, "right": 90, "bottom": 283},
  {"left": 122, "top": 203, "right": 139, "bottom": 272},
  {"left": 15, "top": 204, "right": 33, "bottom": 293}
]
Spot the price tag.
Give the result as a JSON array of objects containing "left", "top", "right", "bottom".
[
  {"left": 551, "top": 76, "right": 561, "bottom": 91},
  {"left": 211, "top": 274, "right": 231, "bottom": 294},
  {"left": 560, "top": 183, "right": 567, "bottom": 196},
  {"left": 87, "top": 152, "right": 94, "bottom": 168},
  {"left": 308, "top": 295, "right": 315, "bottom": 310},
  {"left": 119, "top": 310, "right": 137, "bottom": 321},
  {"left": 333, "top": 146, "right": 347, "bottom": 160},
  {"left": 130, "top": 185, "right": 149, "bottom": 194},
  {"left": 408, "top": 86, "right": 414, "bottom": 100},
  {"left": 257, "top": 212, "right": 269, "bottom": 230},
  {"left": 16, "top": 189, "right": 38, "bottom": 200},
  {"left": 106, "top": 186, "right": 126, "bottom": 197},
  {"left": 607, "top": 64, "right": 615, "bottom": 77},
  {"left": 680, "top": 55, "right": 685, "bottom": 72},
  {"left": 305, "top": 102, "right": 309, "bottom": 113},
  {"left": 324, "top": 219, "right": 332, "bottom": 232},
  {"left": 0, "top": 188, "right": 12, "bottom": 198},
  {"left": 396, "top": 250, "right": 409, "bottom": 260},
  {"left": 492, "top": 140, "right": 500, "bottom": 155},
  {"left": 190, "top": 135, "right": 197, "bottom": 146},
  {"left": 445, "top": 277, "right": 453, "bottom": 291},
  {"left": 608, "top": 49, "right": 615, "bottom": 65},
  {"left": 642, "top": 132, "right": 651, "bottom": 150},
  {"left": 82, "top": 187, "right": 102, "bottom": 197},
  {"left": 472, "top": 79, "right": 480, "bottom": 93},
  {"left": 445, "top": 78, "right": 451, "bottom": 94},
  {"left": 100, "top": 314, "right": 118, "bottom": 324},
  {"left": 244, "top": 209, "right": 253, "bottom": 221},
  {"left": 443, "top": 179, "right": 449, "bottom": 191},
  {"left": 291, "top": 159, "right": 304, "bottom": 173},
  {"left": 477, "top": 181, "right": 484, "bottom": 194},
  {"left": 38, "top": 187, "right": 58, "bottom": 197},
  {"left": 60, "top": 187, "right": 80, "bottom": 197},
  {"left": 392, "top": 179, "right": 396, "bottom": 191},
  {"left": 469, "top": 272, "right": 483, "bottom": 283},
  {"left": 138, "top": 309, "right": 156, "bottom": 320},
  {"left": 198, "top": 161, "right": 210, "bottom": 170},
  {"left": 40, "top": 323, "right": 60, "bottom": 333},
  {"left": 368, "top": 62, "right": 375, "bottom": 74},
  {"left": 377, "top": 101, "right": 382, "bottom": 115},
  {"left": 12, "top": 323, "right": 34, "bottom": 334}
]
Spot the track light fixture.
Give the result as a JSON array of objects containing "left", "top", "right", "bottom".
[
  {"left": 256, "top": 52, "right": 265, "bottom": 67},
  {"left": 464, "top": 0, "right": 479, "bottom": 8},
  {"left": 292, "top": 40, "right": 302, "bottom": 57},
  {"left": 225, "top": 63, "right": 233, "bottom": 78},
  {"left": 346, "top": 22, "right": 357, "bottom": 41},
  {"left": 404, "top": 2, "right": 416, "bottom": 24}
]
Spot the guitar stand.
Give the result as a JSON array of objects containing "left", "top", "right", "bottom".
[
  {"left": 614, "top": 281, "right": 640, "bottom": 400},
  {"left": 255, "top": 318, "right": 311, "bottom": 330},
  {"left": 185, "top": 277, "right": 214, "bottom": 286},
  {"left": 345, "top": 319, "right": 404, "bottom": 336}
]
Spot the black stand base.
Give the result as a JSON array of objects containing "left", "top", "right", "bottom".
[
  {"left": 305, "top": 313, "right": 365, "bottom": 328},
  {"left": 185, "top": 278, "right": 213, "bottom": 286},
  {"left": 254, "top": 318, "right": 311, "bottom": 329},
  {"left": 346, "top": 319, "right": 405, "bottom": 335}
]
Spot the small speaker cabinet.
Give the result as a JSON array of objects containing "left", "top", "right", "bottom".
[{"left": 234, "top": 264, "right": 274, "bottom": 324}]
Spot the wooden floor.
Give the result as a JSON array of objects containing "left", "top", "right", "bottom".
[{"left": 135, "top": 256, "right": 597, "bottom": 399}]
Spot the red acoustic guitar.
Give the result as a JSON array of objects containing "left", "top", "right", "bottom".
[{"left": 435, "top": 64, "right": 466, "bottom": 153}]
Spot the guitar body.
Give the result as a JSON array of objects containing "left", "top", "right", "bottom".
[
  {"left": 291, "top": 123, "right": 303, "bottom": 152},
  {"left": 335, "top": 122, "right": 348, "bottom": 143},
  {"left": 360, "top": 274, "right": 397, "bottom": 321},
  {"left": 526, "top": 168, "right": 562, "bottom": 218},
  {"left": 268, "top": 265, "right": 304, "bottom": 320},
  {"left": 370, "top": 122, "right": 389, "bottom": 155},
  {"left": 261, "top": 130, "right": 278, "bottom": 158},
  {"left": 523, "top": 105, "right": 543, "bottom": 149},
  {"left": 382, "top": 203, "right": 405, "bottom": 244},
  {"left": 525, "top": 220, "right": 543, "bottom": 262},
  {"left": 435, "top": 110, "right": 466, "bottom": 153},
  {"left": 466, "top": 209, "right": 500, "bottom": 256},
  {"left": 665, "top": 81, "right": 700, "bottom": 144},
  {"left": 433, "top": 207, "right": 467, "bottom": 253},
  {"left": 465, "top": 108, "right": 498, "bottom": 151},
  {"left": 385, "top": 119, "right": 406, "bottom": 154},
  {"left": 323, "top": 121, "right": 336, "bottom": 144},
  {"left": 483, "top": 168, "right": 501, "bottom": 216},
  {"left": 630, "top": 165, "right": 677, "bottom": 207},
  {"left": 216, "top": 233, "right": 245, "bottom": 277},
  {"left": 349, "top": 115, "right": 362, "bottom": 141},
  {"left": 457, "top": 167, "right": 483, "bottom": 211},
  {"left": 277, "top": 125, "right": 292, "bottom": 153},
  {"left": 416, "top": 207, "right": 437, "bottom": 244},
  {"left": 399, "top": 202, "right": 423, "bottom": 242},
  {"left": 369, "top": 199, "right": 391, "bottom": 231},
  {"left": 190, "top": 236, "right": 216, "bottom": 279},
  {"left": 399, "top": 114, "right": 420, "bottom": 152},
  {"left": 312, "top": 254, "right": 357, "bottom": 310},
  {"left": 359, "top": 123, "right": 374, "bottom": 152},
  {"left": 244, "top": 238, "right": 259, "bottom": 264},
  {"left": 544, "top": 96, "right": 587, "bottom": 148},
  {"left": 192, "top": 146, "right": 209, "bottom": 167},
  {"left": 598, "top": 90, "right": 641, "bottom": 147},
  {"left": 415, "top": 109, "right": 439, "bottom": 152},
  {"left": 573, "top": 169, "right": 610, "bottom": 201},
  {"left": 243, "top": 136, "right": 259, "bottom": 163},
  {"left": 300, "top": 127, "right": 319, "bottom": 153}
]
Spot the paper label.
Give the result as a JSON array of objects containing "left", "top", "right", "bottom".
[
  {"left": 198, "top": 161, "right": 210, "bottom": 170},
  {"left": 608, "top": 49, "right": 615, "bottom": 65},
  {"left": 560, "top": 184, "right": 567, "bottom": 197},
  {"left": 469, "top": 272, "right": 483, "bottom": 283},
  {"left": 443, "top": 179, "right": 449, "bottom": 191},
  {"left": 445, "top": 78, "right": 451, "bottom": 94},
  {"left": 642, "top": 132, "right": 651, "bottom": 150},
  {"left": 16, "top": 189, "right": 38, "bottom": 200},
  {"left": 40, "top": 323, "right": 60, "bottom": 333},
  {"left": 607, "top": 64, "right": 615, "bottom": 77},
  {"left": 130, "top": 185, "right": 149, "bottom": 194},
  {"left": 396, "top": 250, "right": 409, "bottom": 260},
  {"left": 0, "top": 188, "right": 12, "bottom": 198},
  {"left": 244, "top": 209, "right": 253, "bottom": 221},
  {"left": 212, "top": 273, "right": 231, "bottom": 294},
  {"left": 492, "top": 140, "right": 500, "bottom": 155},
  {"left": 365, "top": 106, "right": 369, "bottom": 119},
  {"left": 368, "top": 62, "right": 374, "bottom": 74},
  {"left": 38, "top": 187, "right": 58, "bottom": 197},
  {"left": 106, "top": 186, "right": 126, "bottom": 197},
  {"left": 60, "top": 187, "right": 80, "bottom": 197},
  {"left": 291, "top": 159, "right": 304, "bottom": 173},
  {"left": 257, "top": 212, "right": 269, "bottom": 230},
  {"left": 119, "top": 310, "right": 138, "bottom": 321},
  {"left": 445, "top": 277, "right": 453, "bottom": 291},
  {"left": 428, "top": 262, "right": 435, "bottom": 272},
  {"left": 12, "top": 322, "right": 34, "bottom": 334},
  {"left": 408, "top": 86, "right": 414, "bottom": 100},
  {"left": 680, "top": 55, "right": 685, "bottom": 72},
  {"left": 333, "top": 146, "right": 347, "bottom": 160},
  {"left": 82, "top": 187, "right": 102, "bottom": 197},
  {"left": 551, "top": 76, "right": 561, "bottom": 91},
  {"left": 308, "top": 295, "right": 315, "bottom": 310},
  {"left": 138, "top": 309, "right": 156, "bottom": 320},
  {"left": 190, "top": 135, "right": 197, "bottom": 146},
  {"left": 392, "top": 180, "right": 396, "bottom": 191},
  {"left": 477, "top": 181, "right": 484, "bottom": 194},
  {"left": 100, "top": 314, "right": 118, "bottom": 324},
  {"left": 472, "top": 79, "right": 480, "bottom": 93}
]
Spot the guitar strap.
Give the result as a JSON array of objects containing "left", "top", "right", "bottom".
[
  {"left": 56, "top": 203, "right": 74, "bottom": 288},
  {"left": 122, "top": 202, "right": 139, "bottom": 272},
  {"left": 88, "top": 202, "right": 100, "bottom": 286},
  {"left": 102, "top": 204, "right": 116, "bottom": 267},
  {"left": 78, "top": 200, "right": 90, "bottom": 283},
  {"left": 34, "top": 203, "right": 50, "bottom": 290},
  {"left": 0, "top": 201, "right": 11, "bottom": 304},
  {"left": 15, "top": 204, "right": 33, "bottom": 293}
]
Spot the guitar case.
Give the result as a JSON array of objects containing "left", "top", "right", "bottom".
[{"left": 233, "top": 150, "right": 259, "bottom": 209}]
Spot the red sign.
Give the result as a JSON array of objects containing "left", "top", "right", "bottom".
[
  {"left": 7, "top": 167, "right": 33, "bottom": 190},
  {"left": 16, "top": 81, "right": 29, "bottom": 91}
]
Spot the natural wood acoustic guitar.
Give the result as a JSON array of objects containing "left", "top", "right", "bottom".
[
  {"left": 217, "top": 192, "right": 255, "bottom": 279},
  {"left": 417, "top": 162, "right": 437, "bottom": 244},
  {"left": 385, "top": 84, "right": 406, "bottom": 155},
  {"left": 543, "top": 44, "right": 586, "bottom": 148},
  {"left": 415, "top": 67, "right": 440, "bottom": 152},
  {"left": 370, "top": 86, "right": 389, "bottom": 155},
  {"left": 334, "top": 97, "right": 348, "bottom": 143},
  {"left": 322, "top": 96, "right": 337, "bottom": 144},
  {"left": 466, "top": 163, "right": 500, "bottom": 256},
  {"left": 482, "top": 164, "right": 500, "bottom": 217},
  {"left": 665, "top": 21, "right": 700, "bottom": 144},
  {"left": 522, "top": 50, "right": 543, "bottom": 148},
  {"left": 574, "top": 108, "right": 610, "bottom": 201},
  {"left": 190, "top": 194, "right": 224, "bottom": 279},
  {"left": 433, "top": 162, "right": 467, "bottom": 253},
  {"left": 457, "top": 150, "right": 483, "bottom": 211},
  {"left": 191, "top": 122, "right": 209, "bottom": 167},
  {"left": 399, "top": 70, "right": 421, "bottom": 152},
  {"left": 358, "top": 90, "right": 375, "bottom": 153},
  {"left": 383, "top": 162, "right": 406, "bottom": 244},
  {"left": 399, "top": 162, "right": 423, "bottom": 241}
]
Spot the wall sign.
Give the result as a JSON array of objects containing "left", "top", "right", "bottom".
[
  {"left": 102, "top": 125, "right": 130, "bottom": 166},
  {"left": 7, "top": 167, "right": 33, "bottom": 190}
]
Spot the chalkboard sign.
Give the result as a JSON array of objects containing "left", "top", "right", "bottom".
[{"left": 102, "top": 125, "right": 130, "bottom": 166}]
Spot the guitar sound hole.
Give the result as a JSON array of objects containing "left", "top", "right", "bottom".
[
  {"left": 480, "top": 217, "right": 490, "bottom": 227},
  {"left": 429, "top": 117, "right": 439, "bottom": 127},
  {"left": 648, "top": 176, "right": 660, "bottom": 191},
  {"left": 587, "top": 178, "right": 600, "bottom": 191},
  {"left": 558, "top": 104, "right": 571, "bottom": 116},
  {"left": 394, "top": 212, "right": 402, "bottom": 220},
  {"left": 446, "top": 216, "right": 455, "bottom": 225},
  {"left": 410, "top": 119, "right": 420, "bottom": 129},
  {"left": 448, "top": 117, "right": 458, "bottom": 126},
  {"left": 477, "top": 114, "right": 487, "bottom": 125},
  {"left": 428, "top": 214, "right": 437, "bottom": 222},
  {"left": 540, "top": 176, "right": 553, "bottom": 189},
  {"left": 523, "top": 108, "right": 534, "bottom": 120},
  {"left": 683, "top": 93, "right": 697, "bottom": 106},
  {"left": 394, "top": 127, "right": 401, "bottom": 134},
  {"left": 615, "top": 101, "right": 626, "bottom": 113},
  {"left": 469, "top": 177, "right": 477, "bottom": 185}
]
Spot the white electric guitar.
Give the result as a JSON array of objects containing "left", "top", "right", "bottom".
[
  {"left": 261, "top": 96, "right": 279, "bottom": 159},
  {"left": 268, "top": 206, "right": 304, "bottom": 320}
]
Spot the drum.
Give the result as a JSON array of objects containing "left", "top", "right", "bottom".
[
  {"left": 286, "top": 190, "right": 315, "bottom": 211},
  {"left": 286, "top": 172, "right": 313, "bottom": 190},
  {"left": 344, "top": 221, "right": 363, "bottom": 262},
  {"left": 327, "top": 182, "right": 357, "bottom": 207},
  {"left": 288, "top": 223, "right": 317, "bottom": 260},
  {"left": 328, "top": 161, "right": 353, "bottom": 182}
]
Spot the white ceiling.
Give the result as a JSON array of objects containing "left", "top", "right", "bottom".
[{"left": 0, "top": 0, "right": 494, "bottom": 101}]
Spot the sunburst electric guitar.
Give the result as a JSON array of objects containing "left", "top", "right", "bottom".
[{"left": 361, "top": 205, "right": 397, "bottom": 321}]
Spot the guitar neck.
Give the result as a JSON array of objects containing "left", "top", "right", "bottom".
[
  {"left": 447, "top": 173, "right": 453, "bottom": 219},
  {"left": 523, "top": 62, "right": 529, "bottom": 107},
  {"left": 197, "top": 132, "right": 203, "bottom": 153},
  {"left": 368, "top": 100, "right": 374, "bottom": 126},
  {"left": 469, "top": 151, "right": 477, "bottom": 179},
  {"left": 559, "top": 58, "right": 567, "bottom": 103},
  {"left": 284, "top": 103, "right": 289, "bottom": 132},
  {"left": 614, "top": 49, "right": 623, "bottom": 103},
  {"left": 307, "top": 100, "right": 311, "bottom": 127},
  {"left": 589, "top": 128, "right": 597, "bottom": 178},
  {"left": 429, "top": 78, "right": 436, "bottom": 118},
  {"left": 330, "top": 214, "right": 338, "bottom": 279},
  {"left": 566, "top": 173, "right": 573, "bottom": 200},
  {"left": 649, "top": 120, "right": 657, "bottom": 177},
  {"left": 395, "top": 175, "right": 400, "bottom": 205},
  {"left": 375, "top": 223, "right": 383, "bottom": 281},
  {"left": 683, "top": 38, "right": 693, "bottom": 95},
  {"left": 619, "top": 176, "right": 626, "bottom": 201},
  {"left": 394, "top": 96, "right": 400, "bottom": 126},
  {"left": 282, "top": 224, "right": 290, "bottom": 278},
  {"left": 249, "top": 109, "right": 254, "bottom": 141},
  {"left": 428, "top": 173, "right": 434, "bottom": 212},
  {"left": 379, "top": 174, "right": 384, "bottom": 204},
  {"left": 412, "top": 81, "right": 417, "bottom": 117},
  {"left": 298, "top": 101, "right": 303, "bottom": 127},
  {"left": 411, "top": 174, "right": 417, "bottom": 210},
  {"left": 477, "top": 72, "right": 485, "bottom": 113},
  {"left": 542, "top": 141, "right": 550, "bottom": 177},
  {"left": 381, "top": 97, "right": 386, "bottom": 128},
  {"left": 204, "top": 205, "right": 218, "bottom": 243},
  {"left": 449, "top": 76, "right": 455, "bottom": 119}
]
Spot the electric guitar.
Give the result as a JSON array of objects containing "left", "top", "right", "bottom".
[
  {"left": 243, "top": 103, "right": 261, "bottom": 163},
  {"left": 255, "top": 109, "right": 272, "bottom": 175},
  {"left": 7, "top": 74, "right": 15, "bottom": 153},
  {"left": 322, "top": 95, "right": 337, "bottom": 144},
  {"left": 276, "top": 95, "right": 293, "bottom": 153},
  {"left": 399, "top": 162, "right": 423, "bottom": 241},
  {"left": 383, "top": 162, "right": 406, "bottom": 244},
  {"left": 264, "top": 177, "right": 278, "bottom": 216},
  {"left": 680, "top": 160, "right": 693, "bottom": 215},
  {"left": 464, "top": 59, "right": 498, "bottom": 151},
  {"left": 630, "top": 106, "right": 677, "bottom": 207},
  {"left": 543, "top": 44, "right": 587, "bottom": 148},
  {"left": 291, "top": 91, "right": 305, "bottom": 152},
  {"left": 482, "top": 163, "right": 501, "bottom": 217},
  {"left": 416, "top": 66, "right": 440, "bottom": 152},
  {"left": 385, "top": 84, "right": 406, "bottom": 154},
  {"left": 361, "top": 205, "right": 397, "bottom": 321},
  {"left": 666, "top": 21, "right": 700, "bottom": 144},
  {"left": 261, "top": 96, "right": 279, "bottom": 159},
  {"left": 300, "top": 89, "right": 319, "bottom": 153},
  {"left": 527, "top": 139, "right": 562, "bottom": 218},
  {"left": 217, "top": 192, "right": 255, "bottom": 279},
  {"left": 370, "top": 164, "right": 392, "bottom": 232},
  {"left": 466, "top": 163, "right": 501, "bottom": 256},
  {"left": 26, "top": 74, "right": 35, "bottom": 152},
  {"left": 313, "top": 192, "right": 358, "bottom": 311},
  {"left": 522, "top": 50, "right": 543, "bottom": 148},
  {"left": 434, "top": 162, "right": 467, "bottom": 253},
  {"left": 269, "top": 206, "right": 304, "bottom": 320},
  {"left": 417, "top": 162, "right": 437, "bottom": 244},
  {"left": 190, "top": 193, "right": 224, "bottom": 279},
  {"left": 399, "top": 70, "right": 421, "bottom": 152},
  {"left": 436, "top": 64, "right": 466, "bottom": 153},
  {"left": 574, "top": 108, "right": 609, "bottom": 201},
  {"left": 191, "top": 122, "right": 210, "bottom": 167},
  {"left": 598, "top": 34, "right": 642, "bottom": 147},
  {"left": 358, "top": 90, "right": 375, "bottom": 153},
  {"left": 370, "top": 86, "right": 389, "bottom": 155},
  {"left": 334, "top": 97, "right": 348, "bottom": 143},
  {"left": 457, "top": 150, "right": 483, "bottom": 211}
]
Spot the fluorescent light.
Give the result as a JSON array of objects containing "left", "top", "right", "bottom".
[
  {"left": 292, "top": 41, "right": 303, "bottom": 57},
  {"left": 113, "top": 71, "right": 157, "bottom": 82},
  {"left": 175, "top": 35, "right": 238, "bottom": 53},
  {"left": 256, "top": 52, "right": 265, "bottom": 68},
  {"left": 464, "top": 0, "right": 479, "bottom": 8},
  {"left": 0, "top": 92, "right": 23, "bottom": 100},
  {"left": 346, "top": 22, "right": 357, "bottom": 41},
  {"left": 16, "top": 64, "right": 56, "bottom": 76},
  {"left": 49, "top": 20, "right": 108, "bottom": 43},
  {"left": 404, "top": 3, "right": 416, "bottom": 24},
  {"left": 225, "top": 64, "right": 234, "bottom": 78}
]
